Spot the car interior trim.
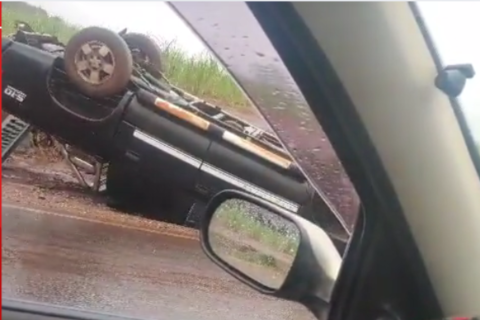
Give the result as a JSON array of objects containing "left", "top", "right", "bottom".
[{"left": 290, "top": 2, "right": 480, "bottom": 314}]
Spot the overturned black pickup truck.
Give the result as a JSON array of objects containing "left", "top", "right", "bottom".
[{"left": 1, "top": 23, "right": 350, "bottom": 252}]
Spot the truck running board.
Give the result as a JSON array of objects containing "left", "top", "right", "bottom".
[{"left": 2, "top": 115, "right": 32, "bottom": 163}]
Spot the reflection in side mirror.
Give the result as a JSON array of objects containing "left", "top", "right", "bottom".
[
  {"left": 201, "top": 190, "right": 343, "bottom": 320},
  {"left": 208, "top": 198, "right": 300, "bottom": 290}
]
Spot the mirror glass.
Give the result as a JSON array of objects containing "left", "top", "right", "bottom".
[{"left": 208, "top": 198, "right": 300, "bottom": 290}]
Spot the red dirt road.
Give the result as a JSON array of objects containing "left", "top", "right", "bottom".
[{"left": 2, "top": 155, "right": 314, "bottom": 320}]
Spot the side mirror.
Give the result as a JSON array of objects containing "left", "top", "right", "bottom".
[{"left": 200, "top": 190, "right": 342, "bottom": 319}]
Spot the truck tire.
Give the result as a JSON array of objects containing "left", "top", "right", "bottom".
[
  {"left": 122, "top": 32, "right": 164, "bottom": 78},
  {"left": 64, "top": 26, "right": 133, "bottom": 98}
]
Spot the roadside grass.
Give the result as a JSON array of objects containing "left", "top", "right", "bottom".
[
  {"left": 2, "top": 2, "right": 250, "bottom": 109},
  {"left": 209, "top": 232, "right": 280, "bottom": 269},
  {"left": 214, "top": 204, "right": 299, "bottom": 256}
]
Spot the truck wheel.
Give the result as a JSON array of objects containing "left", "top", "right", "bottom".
[
  {"left": 64, "top": 26, "right": 133, "bottom": 98},
  {"left": 122, "top": 32, "right": 164, "bottom": 77}
]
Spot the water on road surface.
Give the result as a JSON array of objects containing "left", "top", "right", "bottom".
[{"left": 2, "top": 204, "right": 314, "bottom": 320}]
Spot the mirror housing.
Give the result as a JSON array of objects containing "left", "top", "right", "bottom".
[{"left": 200, "top": 189, "right": 342, "bottom": 319}]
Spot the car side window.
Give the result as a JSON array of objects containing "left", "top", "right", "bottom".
[{"left": 417, "top": 2, "right": 480, "bottom": 158}]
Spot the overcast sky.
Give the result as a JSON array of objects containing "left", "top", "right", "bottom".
[
  {"left": 27, "top": 1, "right": 207, "bottom": 56},
  {"left": 418, "top": 2, "right": 480, "bottom": 142},
  {"left": 25, "top": 1, "right": 480, "bottom": 141}
]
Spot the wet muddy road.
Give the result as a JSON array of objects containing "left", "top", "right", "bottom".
[{"left": 2, "top": 203, "right": 313, "bottom": 320}]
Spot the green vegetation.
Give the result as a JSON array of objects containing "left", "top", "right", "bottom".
[
  {"left": 210, "top": 232, "right": 279, "bottom": 268},
  {"left": 211, "top": 202, "right": 299, "bottom": 271},
  {"left": 2, "top": 2, "right": 250, "bottom": 108},
  {"left": 214, "top": 203, "right": 299, "bottom": 256}
]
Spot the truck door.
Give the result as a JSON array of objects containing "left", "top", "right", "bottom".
[
  {"left": 198, "top": 139, "right": 310, "bottom": 213},
  {"left": 119, "top": 96, "right": 211, "bottom": 192}
]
